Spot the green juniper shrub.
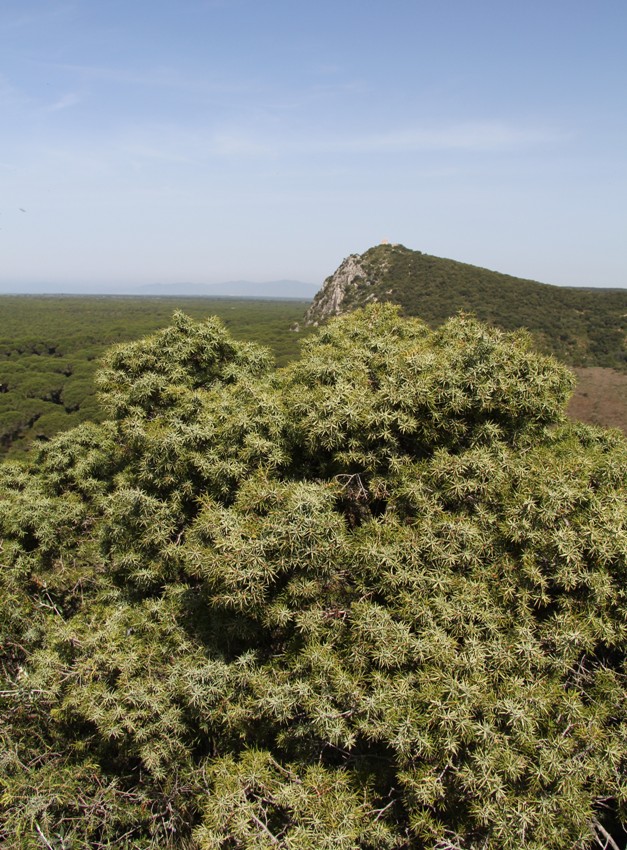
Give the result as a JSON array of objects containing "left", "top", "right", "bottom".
[{"left": 0, "top": 305, "right": 626, "bottom": 849}]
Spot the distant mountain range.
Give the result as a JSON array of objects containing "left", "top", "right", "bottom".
[
  {"left": 305, "top": 244, "right": 627, "bottom": 371},
  {"left": 0, "top": 279, "right": 316, "bottom": 299}
]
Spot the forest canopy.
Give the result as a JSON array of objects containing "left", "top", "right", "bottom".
[
  {"left": 1, "top": 305, "right": 626, "bottom": 849},
  {"left": 0, "top": 296, "right": 310, "bottom": 455}
]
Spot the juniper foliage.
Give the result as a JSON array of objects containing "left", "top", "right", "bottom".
[{"left": 1, "top": 305, "right": 626, "bottom": 849}]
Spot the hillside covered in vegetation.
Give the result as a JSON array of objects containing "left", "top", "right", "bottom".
[
  {"left": 1, "top": 306, "right": 626, "bottom": 849},
  {"left": 305, "top": 244, "right": 627, "bottom": 371}
]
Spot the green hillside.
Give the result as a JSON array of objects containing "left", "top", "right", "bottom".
[{"left": 307, "top": 244, "right": 627, "bottom": 370}]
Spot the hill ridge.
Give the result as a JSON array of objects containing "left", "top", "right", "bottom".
[{"left": 305, "top": 244, "right": 627, "bottom": 370}]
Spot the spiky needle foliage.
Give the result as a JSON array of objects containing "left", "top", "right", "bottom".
[{"left": 1, "top": 306, "right": 626, "bottom": 849}]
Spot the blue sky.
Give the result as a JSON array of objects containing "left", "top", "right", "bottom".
[{"left": 1, "top": 0, "right": 626, "bottom": 289}]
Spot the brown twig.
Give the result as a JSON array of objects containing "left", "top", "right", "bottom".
[{"left": 591, "top": 818, "right": 621, "bottom": 850}]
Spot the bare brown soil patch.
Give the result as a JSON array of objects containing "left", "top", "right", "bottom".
[{"left": 567, "top": 367, "right": 627, "bottom": 434}]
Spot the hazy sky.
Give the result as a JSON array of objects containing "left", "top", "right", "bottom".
[{"left": 1, "top": 0, "right": 626, "bottom": 289}]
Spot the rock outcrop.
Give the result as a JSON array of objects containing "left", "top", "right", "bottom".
[{"left": 304, "top": 253, "right": 378, "bottom": 325}]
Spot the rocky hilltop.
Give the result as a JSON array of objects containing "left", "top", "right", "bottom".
[
  {"left": 305, "top": 243, "right": 627, "bottom": 372},
  {"left": 304, "top": 253, "right": 379, "bottom": 325}
]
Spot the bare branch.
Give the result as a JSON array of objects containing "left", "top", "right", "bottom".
[
  {"left": 591, "top": 818, "right": 621, "bottom": 850},
  {"left": 250, "top": 812, "right": 281, "bottom": 845},
  {"left": 34, "top": 822, "right": 55, "bottom": 850}
]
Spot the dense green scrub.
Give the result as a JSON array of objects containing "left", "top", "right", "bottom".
[
  {"left": 0, "top": 296, "right": 309, "bottom": 455},
  {"left": 1, "top": 306, "right": 626, "bottom": 849},
  {"left": 310, "top": 244, "right": 627, "bottom": 370}
]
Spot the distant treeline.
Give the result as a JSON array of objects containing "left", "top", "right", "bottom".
[
  {"left": 3, "top": 262, "right": 627, "bottom": 456},
  {"left": 0, "top": 296, "right": 311, "bottom": 455}
]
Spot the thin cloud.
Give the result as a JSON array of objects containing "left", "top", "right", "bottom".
[
  {"left": 265, "top": 79, "right": 364, "bottom": 114},
  {"left": 197, "top": 120, "right": 567, "bottom": 160},
  {"left": 311, "top": 122, "right": 567, "bottom": 155},
  {"left": 209, "top": 132, "right": 273, "bottom": 157},
  {"left": 49, "top": 61, "right": 261, "bottom": 97},
  {"left": 0, "top": 3, "right": 75, "bottom": 31},
  {"left": 51, "top": 63, "right": 184, "bottom": 87},
  {"left": 45, "top": 92, "right": 82, "bottom": 112},
  {"left": 121, "top": 143, "right": 193, "bottom": 165},
  {"left": 0, "top": 73, "right": 28, "bottom": 107},
  {"left": 122, "top": 119, "right": 565, "bottom": 163}
]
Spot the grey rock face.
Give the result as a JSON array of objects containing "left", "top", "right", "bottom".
[{"left": 304, "top": 254, "right": 373, "bottom": 325}]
